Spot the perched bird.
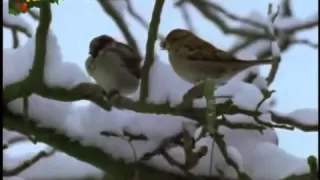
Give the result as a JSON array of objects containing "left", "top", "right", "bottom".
[
  {"left": 85, "top": 35, "right": 141, "bottom": 97},
  {"left": 160, "top": 29, "right": 273, "bottom": 85}
]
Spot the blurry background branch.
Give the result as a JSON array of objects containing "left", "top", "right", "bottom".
[
  {"left": 124, "top": 0, "right": 165, "bottom": 40},
  {"left": 97, "top": 0, "right": 140, "bottom": 55},
  {"left": 173, "top": 0, "right": 317, "bottom": 59}
]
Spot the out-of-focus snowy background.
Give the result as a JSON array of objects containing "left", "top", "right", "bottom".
[{"left": 3, "top": 0, "right": 318, "bottom": 179}]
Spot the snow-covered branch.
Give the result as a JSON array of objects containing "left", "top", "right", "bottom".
[
  {"left": 3, "top": 130, "right": 28, "bottom": 150},
  {"left": 270, "top": 109, "right": 318, "bottom": 132},
  {"left": 3, "top": 148, "right": 55, "bottom": 177}
]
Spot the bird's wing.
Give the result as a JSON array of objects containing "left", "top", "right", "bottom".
[
  {"left": 182, "top": 36, "right": 237, "bottom": 62},
  {"left": 85, "top": 56, "right": 95, "bottom": 76},
  {"left": 111, "top": 43, "right": 142, "bottom": 79},
  {"left": 181, "top": 36, "right": 272, "bottom": 68}
]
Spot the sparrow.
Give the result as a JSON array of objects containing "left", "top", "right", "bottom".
[
  {"left": 160, "top": 29, "right": 273, "bottom": 85},
  {"left": 85, "top": 35, "right": 141, "bottom": 98}
]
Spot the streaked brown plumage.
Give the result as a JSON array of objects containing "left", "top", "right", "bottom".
[{"left": 160, "top": 29, "right": 273, "bottom": 85}]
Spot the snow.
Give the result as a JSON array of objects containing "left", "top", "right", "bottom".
[
  {"left": 272, "top": 108, "right": 318, "bottom": 126},
  {"left": 130, "top": 58, "right": 194, "bottom": 106},
  {"left": 132, "top": 54, "right": 268, "bottom": 109},
  {"left": 231, "top": 82, "right": 264, "bottom": 111},
  {"left": 288, "top": 109, "right": 318, "bottom": 126},
  {"left": 226, "top": 146, "right": 243, "bottom": 171},
  {"left": 3, "top": 45, "right": 34, "bottom": 88},
  {"left": 3, "top": 129, "right": 26, "bottom": 146},
  {"left": 29, "top": 9, "right": 40, "bottom": 17},
  {"left": 252, "top": 75, "right": 268, "bottom": 90},
  {"left": 8, "top": 95, "right": 73, "bottom": 131},
  {"left": 4, "top": 177, "right": 25, "bottom": 180},
  {"left": 271, "top": 41, "right": 280, "bottom": 57},
  {"left": 250, "top": 142, "right": 311, "bottom": 180},
  {"left": 3, "top": 7, "right": 316, "bottom": 180},
  {"left": 213, "top": 79, "right": 270, "bottom": 112},
  {"left": 44, "top": 32, "right": 90, "bottom": 88},
  {"left": 4, "top": 145, "right": 53, "bottom": 170},
  {"left": 8, "top": 98, "right": 198, "bottom": 161},
  {"left": 4, "top": 142, "right": 103, "bottom": 179},
  {"left": 3, "top": 30, "right": 89, "bottom": 89},
  {"left": 3, "top": 2, "right": 32, "bottom": 36}
]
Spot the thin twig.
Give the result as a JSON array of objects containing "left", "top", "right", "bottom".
[
  {"left": 161, "top": 151, "right": 201, "bottom": 179},
  {"left": 11, "top": 29, "right": 19, "bottom": 48},
  {"left": 290, "top": 38, "right": 318, "bottom": 49},
  {"left": 269, "top": 111, "right": 318, "bottom": 132},
  {"left": 198, "top": 0, "right": 268, "bottom": 30},
  {"left": 266, "top": 4, "right": 282, "bottom": 85},
  {"left": 3, "top": 22, "right": 32, "bottom": 37},
  {"left": 179, "top": 4, "right": 196, "bottom": 33}
]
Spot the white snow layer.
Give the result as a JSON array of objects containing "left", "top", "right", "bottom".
[
  {"left": 271, "top": 41, "right": 281, "bottom": 57},
  {"left": 3, "top": 142, "right": 103, "bottom": 179},
  {"left": 272, "top": 108, "right": 318, "bottom": 126},
  {"left": 287, "top": 109, "right": 318, "bottom": 126},
  {"left": 3, "top": 31, "right": 90, "bottom": 89},
  {"left": 3, "top": 15, "right": 315, "bottom": 180}
]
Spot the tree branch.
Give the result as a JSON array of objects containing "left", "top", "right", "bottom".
[
  {"left": 3, "top": 111, "right": 201, "bottom": 180},
  {"left": 140, "top": 0, "right": 165, "bottom": 102},
  {"left": 11, "top": 29, "right": 19, "bottom": 49},
  {"left": 3, "top": 22, "right": 32, "bottom": 37},
  {"left": 269, "top": 111, "right": 318, "bottom": 132},
  {"left": 3, "top": 148, "right": 56, "bottom": 177}
]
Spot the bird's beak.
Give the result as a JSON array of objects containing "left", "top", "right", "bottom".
[{"left": 160, "top": 39, "right": 167, "bottom": 50}]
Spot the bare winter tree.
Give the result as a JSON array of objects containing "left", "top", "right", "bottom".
[{"left": 3, "top": 0, "right": 318, "bottom": 180}]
